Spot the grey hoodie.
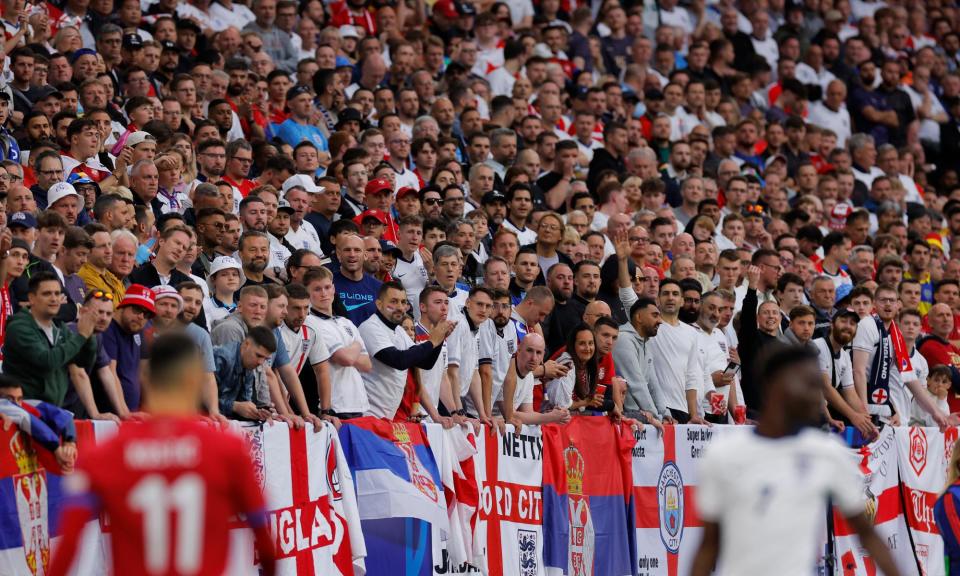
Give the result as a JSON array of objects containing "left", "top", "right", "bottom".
[
  {"left": 211, "top": 312, "right": 249, "bottom": 346},
  {"left": 778, "top": 326, "right": 818, "bottom": 353},
  {"left": 612, "top": 321, "right": 668, "bottom": 418}
]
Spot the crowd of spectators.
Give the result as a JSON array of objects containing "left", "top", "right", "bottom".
[{"left": 0, "top": 0, "right": 959, "bottom": 435}]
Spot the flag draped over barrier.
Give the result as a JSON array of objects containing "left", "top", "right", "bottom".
[
  {"left": 1, "top": 417, "right": 959, "bottom": 576},
  {"left": 541, "top": 417, "right": 636, "bottom": 576}
]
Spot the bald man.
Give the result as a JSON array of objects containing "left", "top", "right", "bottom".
[
  {"left": 583, "top": 300, "right": 612, "bottom": 327},
  {"left": 500, "top": 333, "right": 571, "bottom": 427},
  {"left": 919, "top": 303, "right": 960, "bottom": 413}
]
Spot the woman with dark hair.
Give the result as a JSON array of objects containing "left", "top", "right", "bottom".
[{"left": 543, "top": 323, "right": 612, "bottom": 413}]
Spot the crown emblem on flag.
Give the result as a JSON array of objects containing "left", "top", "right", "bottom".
[
  {"left": 392, "top": 423, "right": 411, "bottom": 444},
  {"left": 564, "top": 443, "right": 584, "bottom": 496},
  {"left": 10, "top": 431, "right": 39, "bottom": 475}
]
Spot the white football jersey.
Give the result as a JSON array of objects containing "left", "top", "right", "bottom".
[{"left": 696, "top": 428, "right": 864, "bottom": 576}]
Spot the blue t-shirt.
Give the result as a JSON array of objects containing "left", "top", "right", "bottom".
[
  {"left": 276, "top": 118, "right": 329, "bottom": 152},
  {"left": 332, "top": 269, "right": 382, "bottom": 326},
  {"left": 101, "top": 320, "right": 147, "bottom": 411}
]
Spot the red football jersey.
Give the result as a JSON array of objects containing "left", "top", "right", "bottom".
[{"left": 50, "top": 417, "right": 273, "bottom": 576}]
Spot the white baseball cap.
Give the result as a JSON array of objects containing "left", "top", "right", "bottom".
[
  {"left": 209, "top": 255, "right": 241, "bottom": 277},
  {"left": 126, "top": 131, "right": 155, "bottom": 148},
  {"left": 47, "top": 181, "right": 80, "bottom": 206},
  {"left": 282, "top": 174, "right": 324, "bottom": 195}
]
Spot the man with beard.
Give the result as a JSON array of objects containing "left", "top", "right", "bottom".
[
  {"left": 64, "top": 290, "right": 125, "bottom": 421},
  {"left": 651, "top": 278, "right": 703, "bottom": 423},
  {"left": 194, "top": 205, "right": 226, "bottom": 276},
  {"left": 693, "top": 291, "right": 736, "bottom": 425},
  {"left": 419, "top": 186, "right": 443, "bottom": 221},
  {"left": 195, "top": 139, "right": 227, "bottom": 187},
  {"left": 127, "top": 226, "right": 192, "bottom": 288},
  {"left": 679, "top": 278, "right": 702, "bottom": 324},
  {"left": 849, "top": 60, "right": 900, "bottom": 147},
  {"left": 362, "top": 236, "right": 389, "bottom": 281},
  {"left": 334, "top": 233, "right": 382, "bottom": 325},
  {"left": 616, "top": 297, "right": 671, "bottom": 428},
  {"left": 360, "top": 282, "right": 454, "bottom": 420},
  {"left": 236, "top": 231, "right": 279, "bottom": 294},
  {"left": 587, "top": 122, "right": 628, "bottom": 195},
  {"left": 814, "top": 308, "right": 876, "bottom": 437},
  {"left": 544, "top": 259, "right": 599, "bottom": 354},
  {"left": 876, "top": 60, "right": 915, "bottom": 148},
  {"left": 96, "top": 285, "right": 155, "bottom": 414},
  {"left": 919, "top": 303, "right": 960, "bottom": 413},
  {"left": 481, "top": 191, "right": 507, "bottom": 233}
]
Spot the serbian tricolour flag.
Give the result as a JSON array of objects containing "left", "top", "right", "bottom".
[
  {"left": 541, "top": 417, "right": 636, "bottom": 576},
  {"left": 339, "top": 417, "right": 448, "bottom": 529},
  {"left": 0, "top": 418, "right": 116, "bottom": 575}
]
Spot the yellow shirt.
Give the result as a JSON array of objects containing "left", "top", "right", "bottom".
[{"left": 77, "top": 262, "right": 126, "bottom": 303}]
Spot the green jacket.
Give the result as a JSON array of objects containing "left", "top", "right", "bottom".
[{"left": 4, "top": 309, "right": 97, "bottom": 406}]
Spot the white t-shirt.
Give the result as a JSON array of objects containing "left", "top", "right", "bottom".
[
  {"left": 453, "top": 314, "right": 498, "bottom": 415},
  {"left": 650, "top": 321, "right": 701, "bottom": 412},
  {"left": 500, "top": 366, "right": 535, "bottom": 414},
  {"left": 316, "top": 314, "right": 370, "bottom": 414},
  {"left": 394, "top": 251, "right": 429, "bottom": 320},
  {"left": 695, "top": 324, "right": 728, "bottom": 416},
  {"left": 813, "top": 337, "right": 854, "bottom": 390},
  {"left": 697, "top": 428, "right": 863, "bottom": 576},
  {"left": 415, "top": 322, "right": 448, "bottom": 411},
  {"left": 280, "top": 316, "right": 331, "bottom": 377},
  {"left": 807, "top": 101, "right": 852, "bottom": 148},
  {"left": 898, "top": 347, "right": 929, "bottom": 424},
  {"left": 491, "top": 320, "right": 519, "bottom": 406},
  {"left": 487, "top": 66, "right": 516, "bottom": 97},
  {"left": 852, "top": 316, "right": 911, "bottom": 420},
  {"left": 500, "top": 219, "right": 538, "bottom": 246},
  {"left": 391, "top": 166, "right": 421, "bottom": 192},
  {"left": 285, "top": 221, "right": 324, "bottom": 256},
  {"left": 359, "top": 313, "right": 417, "bottom": 418}
]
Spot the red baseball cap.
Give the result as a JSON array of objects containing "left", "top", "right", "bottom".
[
  {"left": 433, "top": 0, "right": 459, "bottom": 19},
  {"left": 354, "top": 209, "right": 388, "bottom": 226},
  {"left": 397, "top": 187, "right": 419, "bottom": 199},
  {"left": 117, "top": 284, "right": 156, "bottom": 316},
  {"left": 364, "top": 177, "right": 393, "bottom": 196}
]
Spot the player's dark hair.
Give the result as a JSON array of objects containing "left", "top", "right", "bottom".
[
  {"left": 754, "top": 344, "right": 820, "bottom": 402},
  {"left": 148, "top": 333, "right": 201, "bottom": 389}
]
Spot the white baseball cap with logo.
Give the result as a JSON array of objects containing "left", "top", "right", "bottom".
[
  {"left": 209, "top": 256, "right": 242, "bottom": 277},
  {"left": 47, "top": 182, "right": 80, "bottom": 206},
  {"left": 282, "top": 174, "right": 324, "bottom": 195}
]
